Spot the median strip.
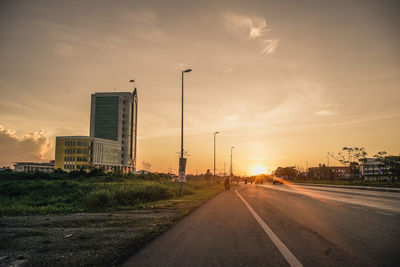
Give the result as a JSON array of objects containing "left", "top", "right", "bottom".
[{"left": 235, "top": 187, "right": 303, "bottom": 267}]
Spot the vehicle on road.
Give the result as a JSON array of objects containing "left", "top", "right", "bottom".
[
  {"left": 255, "top": 177, "right": 264, "bottom": 184},
  {"left": 272, "top": 177, "right": 284, "bottom": 185}
]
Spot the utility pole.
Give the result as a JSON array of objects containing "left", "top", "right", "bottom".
[{"left": 213, "top": 131, "right": 219, "bottom": 184}]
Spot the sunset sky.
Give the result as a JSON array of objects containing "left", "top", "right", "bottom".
[{"left": 0, "top": 0, "right": 399, "bottom": 175}]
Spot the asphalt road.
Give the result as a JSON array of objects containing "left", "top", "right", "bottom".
[{"left": 123, "top": 184, "right": 400, "bottom": 267}]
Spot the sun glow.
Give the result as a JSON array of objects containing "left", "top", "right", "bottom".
[{"left": 250, "top": 165, "right": 267, "bottom": 176}]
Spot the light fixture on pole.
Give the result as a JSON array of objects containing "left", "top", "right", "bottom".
[
  {"left": 213, "top": 131, "right": 219, "bottom": 184},
  {"left": 179, "top": 68, "right": 192, "bottom": 197}
]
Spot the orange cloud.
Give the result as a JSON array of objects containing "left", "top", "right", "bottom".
[{"left": 0, "top": 125, "right": 53, "bottom": 167}]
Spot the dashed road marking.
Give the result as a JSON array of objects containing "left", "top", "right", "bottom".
[{"left": 235, "top": 188, "right": 303, "bottom": 267}]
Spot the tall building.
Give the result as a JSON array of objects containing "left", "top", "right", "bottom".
[
  {"left": 89, "top": 90, "right": 138, "bottom": 172},
  {"left": 54, "top": 87, "right": 138, "bottom": 173}
]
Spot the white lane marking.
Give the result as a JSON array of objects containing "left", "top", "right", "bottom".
[
  {"left": 235, "top": 188, "right": 303, "bottom": 267},
  {"left": 375, "top": 211, "right": 394, "bottom": 216}
]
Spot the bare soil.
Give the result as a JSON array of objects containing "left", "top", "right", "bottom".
[{"left": 0, "top": 199, "right": 209, "bottom": 267}]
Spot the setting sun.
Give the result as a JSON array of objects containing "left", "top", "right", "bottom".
[{"left": 250, "top": 165, "right": 267, "bottom": 176}]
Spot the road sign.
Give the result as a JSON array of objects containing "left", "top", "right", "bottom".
[{"left": 179, "top": 158, "right": 187, "bottom": 182}]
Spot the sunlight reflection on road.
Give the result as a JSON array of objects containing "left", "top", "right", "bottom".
[{"left": 259, "top": 183, "right": 400, "bottom": 214}]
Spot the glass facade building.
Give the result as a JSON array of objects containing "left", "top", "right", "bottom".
[
  {"left": 90, "top": 91, "right": 138, "bottom": 172},
  {"left": 94, "top": 96, "right": 119, "bottom": 141}
]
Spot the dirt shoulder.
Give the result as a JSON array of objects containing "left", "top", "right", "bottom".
[{"left": 0, "top": 186, "right": 224, "bottom": 267}]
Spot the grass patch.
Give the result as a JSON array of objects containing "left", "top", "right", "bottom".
[{"left": 0, "top": 171, "right": 223, "bottom": 215}]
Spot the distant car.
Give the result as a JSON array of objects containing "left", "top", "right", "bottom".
[
  {"left": 272, "top": 177, "right": 283, "bottom": 185},
  {"left": 255, "top": 177, "right": 264, "bottom": 184}
]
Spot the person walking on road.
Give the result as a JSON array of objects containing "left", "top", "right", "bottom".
[{"left": 224, "top": 177, "right": 230, "bottom": 190}]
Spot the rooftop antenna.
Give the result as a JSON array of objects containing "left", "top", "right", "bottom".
[
  {"left": 114, "top": 86, "right": 117, "bottom": 92},
  {"left": 129, "top": 79, "right": 135, "bottom": 90}
]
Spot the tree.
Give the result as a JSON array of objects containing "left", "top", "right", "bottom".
[
  {"left": 373, "top": 151, "right": 387, "bottom": 161},
  {"left": 333, "top": 147, "right": 367, "bottom": 179},
  {"left": 337, "top": 147, "right": 367, "bottom": 165}
]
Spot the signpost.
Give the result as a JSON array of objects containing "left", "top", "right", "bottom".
[{"left": 179, "top": 157, "right": 187, "bottom": 182}]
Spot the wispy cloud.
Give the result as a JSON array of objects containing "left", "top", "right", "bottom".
[
  {"left": 224, "top": 68, "right": 235, "bottom": 73},
  {"left": 248, "top": 18, "right": 268, "bottom": 39},
  {"left": 223, "top": 13, "right": 278, "bottom": 55},
  {"left": 174, "top": 62, "right": 190, "bottom": 69},
  {"left": 122, "top": 9, "right": 168, "bottom": 43},
  {"left": 52, "top": 42, "right": 76, "bottom": 56},
  {"left": 261, "top": 39, "right": 278, "bottom": 55},
  {"left": 223, "top": 13, "right": 267, "bottom": 40},
  {"left": 315, "top": 110, "right": 338, "bottom": 116}
]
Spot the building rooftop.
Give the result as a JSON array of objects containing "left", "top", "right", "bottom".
[
  {"left": 56, "top": 136, "right": 120, "bottom": 144},
  {"left": 14, "top": 162, "right": 54, "bottom": 166}
]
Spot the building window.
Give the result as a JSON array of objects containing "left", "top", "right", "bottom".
[
  {"left": 77, "top": 141, "right": 89, "bottom": 146},
  {"left": 64, "top": 149, "right": 76, "bottom": 154},
  {"left": 77, "top": 157, "right": 89, "bottom": 162},
  {"left": 77, "top": 148, "right": 89, "bottom": 154},
  {"left": 65, "top": 141, "right": 76, "bottom": 146}
]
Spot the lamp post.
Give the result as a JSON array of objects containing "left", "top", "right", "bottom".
[
  {"left": 179, "top": 68, "right": 192, "bottom": 197},
  {"left": 213, "top": 131, "right": 219, "bottom": 184},
  {"left": 230, "top": 146, "right": 234, "bottom": 183},
  {"left": 129, "top": 79, "right": 137, "bottom": 174}
]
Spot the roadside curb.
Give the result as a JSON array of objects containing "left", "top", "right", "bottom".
[{"left": 292, "top": 183, "right": 400, "bottom": 193}]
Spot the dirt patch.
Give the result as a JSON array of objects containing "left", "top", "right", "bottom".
[{"left": 0, "top": 198, "right": 213, "bottom": 267}]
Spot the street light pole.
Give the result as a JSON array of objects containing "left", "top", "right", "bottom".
[
  {"left": 179, "top": 68, "right": 192, "bottom": 197},
  {"left": 213, "top": 131, "right": 219, "bottom": 184},
  {"left": 230, "top": 146, "right": 234, "bottom": 183}
]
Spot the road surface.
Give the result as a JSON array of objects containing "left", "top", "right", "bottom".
[{"left": 123, "top": 184, "right": 400, "bottom": 266}]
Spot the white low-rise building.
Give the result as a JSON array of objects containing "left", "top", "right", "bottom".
[
  {"left": 14, "top": 161, "right": 54, "bottom": 173},
  {"left": 359, "top": 158, "right": 386, "bottom": 181}
]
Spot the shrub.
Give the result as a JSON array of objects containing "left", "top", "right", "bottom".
[{"left": 84, "top": 189, "right": 112, "bottom": 209}]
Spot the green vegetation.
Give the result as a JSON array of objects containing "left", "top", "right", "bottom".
[{"left": 0, "top": 170, "right": 223, "bottom": 215}]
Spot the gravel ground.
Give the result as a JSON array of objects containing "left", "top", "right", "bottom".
[{"left": 0, "top": 200, "right": 204, "bottom": 267}]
